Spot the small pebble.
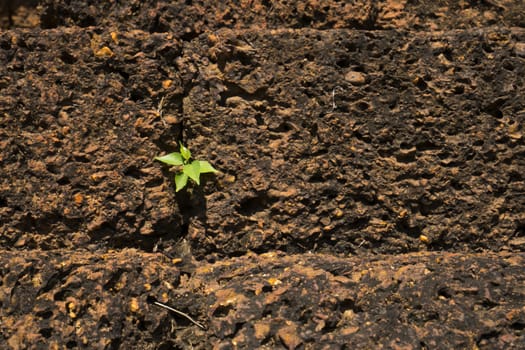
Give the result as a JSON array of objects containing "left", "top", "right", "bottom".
[
  {"left": 345, "top": 71, "right": 366, "bottom": 85},
  {"left": 514, "top": 43, "right": 525, "bottom": 57}
]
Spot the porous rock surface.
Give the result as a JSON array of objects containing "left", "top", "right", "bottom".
[{"left": 1, "top": 1, "right": 525, "bottom": 349}]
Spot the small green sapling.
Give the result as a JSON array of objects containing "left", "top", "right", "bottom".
[{"left": 155, "top": 142, "right": 218, "bottom": 192}]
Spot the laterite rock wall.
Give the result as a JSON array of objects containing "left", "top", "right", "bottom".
[{"left": 1, "top": 1, "right": 524, "bottom": 349}]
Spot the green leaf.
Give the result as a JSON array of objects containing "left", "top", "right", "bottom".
[
  {"left": 175, "top": 173, "right": 188, "bottom": 192},
  {"left": 155, "top": 152, "right": 183, "bottom": 166},
  {"left": 179, "top": 142, "right": 191, "bottom": 161},
  {"left": 198, "top": 160, "right": 218, "bottom": 173},
  {"left": 183, "top": 161, "right": 201, "bottom": 185}
]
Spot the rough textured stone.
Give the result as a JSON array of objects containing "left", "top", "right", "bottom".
[
  {"left": 1, "top": 0, "right": 524, "bottom": 348},
  {"left": 182, "top": 26, "right": 525, "bottom": 258},
  {"left": 1, "top": 250, "right": 524, "bottom": 348}
]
